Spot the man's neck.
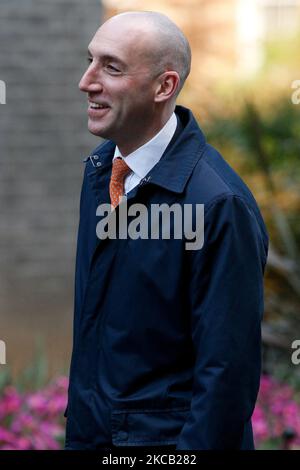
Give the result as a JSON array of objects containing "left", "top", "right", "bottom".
[{"left": 117, "top": 108, "right": 175, "bottom": 156}]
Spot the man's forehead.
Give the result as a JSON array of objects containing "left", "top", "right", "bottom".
[
  {"left": 89, "top": 22, "right": 155, "bottom": 62},
  {"left": 88, "top": 36, "right": 135, "bottom": 66},
  {"left": 95, "top": 17, "right": 156, "bottom": 48}
]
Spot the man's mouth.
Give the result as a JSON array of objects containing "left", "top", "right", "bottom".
[{"left": 89, "top": 101, "right": 110, "bottom": 110}]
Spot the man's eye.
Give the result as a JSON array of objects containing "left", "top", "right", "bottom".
[
  {"left": 87, "top": 57, "right": 93, "bottom": 64},
  {"left": 106, "top": 64, "right": 120, "bottom": 73}
]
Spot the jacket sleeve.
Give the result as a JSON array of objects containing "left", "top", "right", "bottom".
[{"left": 176, "top": 195, "right": 268, "bottom": 450}]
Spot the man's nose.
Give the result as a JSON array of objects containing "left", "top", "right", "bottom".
[{"left": 78, "top": 66, "right": 103, "bottom": 93}]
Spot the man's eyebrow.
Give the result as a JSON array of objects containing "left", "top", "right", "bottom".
[{"left": 87, "top": 49, "right": 126, "bottom": 67}]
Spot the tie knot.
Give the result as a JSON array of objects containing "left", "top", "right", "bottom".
[{"left": 111, "top": 157, "right": 131, "bottom": 183}]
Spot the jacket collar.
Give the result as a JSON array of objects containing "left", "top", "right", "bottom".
[{"left": 84, "top": 105, "right": 207, "bottom": 194}]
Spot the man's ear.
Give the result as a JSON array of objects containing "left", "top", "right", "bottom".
[{"left": 154, "top": 71, "right": 180, "bottom": 103}]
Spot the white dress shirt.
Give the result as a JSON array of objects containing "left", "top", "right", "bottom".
[{"left": 113, "top": 112, "right": 177, "bottom": 195}]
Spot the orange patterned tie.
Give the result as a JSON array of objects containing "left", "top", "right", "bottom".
[{"left": 109, "top": 157, "right": 131, "bottom": 208}]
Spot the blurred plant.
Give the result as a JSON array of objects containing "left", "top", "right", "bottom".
[
  {"left": 17, "top": 336, "right": 49, "bottom": 392},
  {"left": 0, "top": 340, "right": 67, "bottom": 450},
  {"left": 253, "top": 375, "right": 300, "bottom": 450},
  {"left": 0, "top": 376, "right": 67, "bottom": 450}
]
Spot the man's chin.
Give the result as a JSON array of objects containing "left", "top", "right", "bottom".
[
  {"left": 88, "top": 127, "right": 104, "bottom": 137},
  {"left": 87, "top": 122, "right": 110, "bottom": 139}
]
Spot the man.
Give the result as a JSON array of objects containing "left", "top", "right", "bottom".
[{"left": 65, "top": 11, "right": 269, "bottom": 450}]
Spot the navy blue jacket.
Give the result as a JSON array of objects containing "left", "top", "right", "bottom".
[{"left": 65, "top": 105, "right": 268, "bottom": 450}]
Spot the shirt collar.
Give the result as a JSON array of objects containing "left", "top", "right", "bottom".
[
  {"left": 85, "top": 106, "right": 207, "bottom": 194},
  {"left": 112, "top": 112, "right": 177, "bottom": 179}
]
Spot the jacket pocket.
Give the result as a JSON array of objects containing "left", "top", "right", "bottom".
[{"left": 111, "top": 406, "right": 190, "bottom": 447}]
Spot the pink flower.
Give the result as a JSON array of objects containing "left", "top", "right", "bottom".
[
  {"left": 0, "top": 426, "right": 15, "bottom": 444},
  {"left": 0, "top": 377, "right": 69, "bottom": 450},
  {"left": 0, "top": 387, "right": 22, "bottom": 419},
  {"left": 252, "top": 405, "right": 269, "bottom": 442},
  {"left": 253, "top": 374, "right": 300, "bottom": 447},
  {"left": 26, "top": 393, "right": 48, "bottom": 414},
  {"left": 15, "top": 437, "right": 33, "bottom": 450}
]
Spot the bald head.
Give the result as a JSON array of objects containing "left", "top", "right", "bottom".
[{"left": 103, "top": 11, "right": 191, "bottom": 97}]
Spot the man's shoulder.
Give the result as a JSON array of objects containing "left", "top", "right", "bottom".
[
  {"left": 173, "top": 107, "right": 260, "bottom": 213},
  {"left": 188, "top": 142, "right": 259, "bottom": 211},
  {"left": 186, "top": 140, "right": 269, "bottom": 241}
]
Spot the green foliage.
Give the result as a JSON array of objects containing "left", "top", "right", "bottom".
[
  {"left": 205, "top": 97, "right": 300, "bottom": 179},
  {"left": 0, "top": 337, "right": 48, "bottom": 393},
  {"left": 0, "top": 368, "right": 11, "bottom": 393},
  {"left": 263, "top": 32, "right": 300, "bottom": 71}
]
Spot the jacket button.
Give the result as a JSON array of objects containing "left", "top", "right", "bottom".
[{"left": 118, "top": 431, "right": 128, "bottom": 441}]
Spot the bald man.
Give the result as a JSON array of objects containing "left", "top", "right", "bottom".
[{"left": 64, "top": 11, "right": 268, "bottom": 450}]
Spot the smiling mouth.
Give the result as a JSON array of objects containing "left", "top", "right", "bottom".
[
  {"left": 88, "top": 104, "right": 111, "bottom": 120},
  {"left": 89, "top": 101, "right": 110, "bottom": 110}
]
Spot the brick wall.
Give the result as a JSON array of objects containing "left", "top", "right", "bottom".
[{"left": 0, "top": 0, "right": 102, "bottom": 375}]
